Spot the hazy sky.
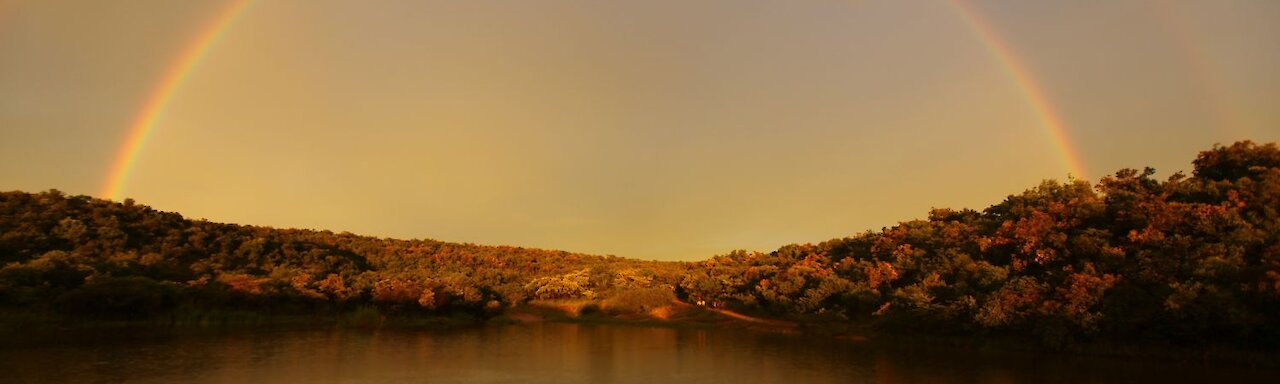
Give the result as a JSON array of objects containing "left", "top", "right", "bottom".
[{"left": 2, "top": 0, "right": 1277, "bottom": 260}]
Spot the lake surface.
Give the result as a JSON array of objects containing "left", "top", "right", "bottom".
[{"left": 2, "top": 322, "right": 1278, "bottom": 383}]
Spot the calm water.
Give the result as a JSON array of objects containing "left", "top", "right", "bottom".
[{"left": 2, "top": 323, "right": 1277, "bottom": 384}]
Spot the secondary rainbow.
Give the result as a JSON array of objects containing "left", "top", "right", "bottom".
[
  {"left": 100, "top": 0, "right": 252, "bottom": 201},
  {"left": 1149, "top": 2, "right": 1250, "bottom": 140},
  {"left": 947, "top": 0, "right": 1090, "bottom": 180}
]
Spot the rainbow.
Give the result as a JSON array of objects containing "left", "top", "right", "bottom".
[
  {"left": 946, "top": 0, "right": 1090, "bottom": 180},
  {"left": 100, "top": 0, "right": 252, "bottom": 201},
  {"left": 105, "top": 0, "right": 1092, "bottom": 198}
]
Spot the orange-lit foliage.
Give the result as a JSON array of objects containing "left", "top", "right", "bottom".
[{"left": 1, "top": 141, "right": 1278, "bottom": 349}]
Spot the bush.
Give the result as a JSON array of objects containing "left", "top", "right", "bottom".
[
  {"left": 603, "top": 287, "right": 675, "bottom": 314},
  {"left": 54, "top": 276, "right": 177, "bottom": 318}
]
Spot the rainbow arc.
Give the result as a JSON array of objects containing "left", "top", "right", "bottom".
[
  {"left": 100, "top": 0, "right": 252, "bottom": 200},
  {"left": 948, "top": 0, "right": 1089, "bottom": 180},
  {"left": 105, "top": 0, "right": 1110, "bottom": 200}
]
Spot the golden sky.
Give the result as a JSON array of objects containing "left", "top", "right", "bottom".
[{"left": 1, "top": 0, "right": 1277, "bottom": 260}]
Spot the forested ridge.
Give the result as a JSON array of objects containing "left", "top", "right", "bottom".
[{"left": 2, "top": 141, "right": 1278, "bottom": 349}]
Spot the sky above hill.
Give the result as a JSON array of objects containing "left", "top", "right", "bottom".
[{"left": 2, "top": 0, "right": 1277, "bottom": 260}]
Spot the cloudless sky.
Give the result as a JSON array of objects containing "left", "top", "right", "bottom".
[{"left": 1, "top": 0, "right": 1277, "bottom": 260}]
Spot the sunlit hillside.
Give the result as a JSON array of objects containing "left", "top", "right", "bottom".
[{"left": 3, "top": 141, "right": 1277, "bottom": 350}]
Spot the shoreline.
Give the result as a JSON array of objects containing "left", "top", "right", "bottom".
[{"left": 4, "top": 304, "right": 1278, "bottom": 367}]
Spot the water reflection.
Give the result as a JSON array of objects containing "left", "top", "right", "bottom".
[{"left": 1, "top": 323, "right": 1277, "bottom": 383}]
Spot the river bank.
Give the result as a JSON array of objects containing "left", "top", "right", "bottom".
[{"left": 4, "top": 302, "right": 1277, "bottom": 368}]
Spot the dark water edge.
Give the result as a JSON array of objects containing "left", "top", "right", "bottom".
[
  {"left": 4, "top": 307, "right": 1279, "bottom": 367},
  {"left": 3, "top": 322, "right": 1280, "bottom": 384}
]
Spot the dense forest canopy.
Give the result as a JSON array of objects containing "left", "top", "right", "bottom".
[{"left": 2, "top": 140, "right": 1278, "bottom": 348}]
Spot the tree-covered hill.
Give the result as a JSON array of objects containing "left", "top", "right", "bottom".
[
  {"left": 0, "top": 189, "right": 685, "bottom": 318},
  {"left": 679, "top": 140, "right": 1280, "bottom": 347},
  {"left": 2, "top": 140, "right": 1278, "bottom": 349}
]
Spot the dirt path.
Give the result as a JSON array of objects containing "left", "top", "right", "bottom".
[
  {"left": 672, "top": 299, "right": 796, "bottom": 328},
  {"left": 709, "top": 308, "right": 795, "bottom": 327}
]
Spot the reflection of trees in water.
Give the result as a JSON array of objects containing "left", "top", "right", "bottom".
[{"left": 4, "top": 325, "right": 1280, "bottom": 383}]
